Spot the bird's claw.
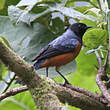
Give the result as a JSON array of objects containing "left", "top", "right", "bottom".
[{"left": 63, "top": 80, "right": 71, "bottom": 86}]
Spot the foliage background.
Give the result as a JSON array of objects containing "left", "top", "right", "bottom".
[{"left": 0, "top": 0, "right": 108, "bottom": 110}]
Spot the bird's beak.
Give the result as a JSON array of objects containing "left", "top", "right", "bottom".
[{"left": 86, "top": 26, "right": 92, "bottom": 29}]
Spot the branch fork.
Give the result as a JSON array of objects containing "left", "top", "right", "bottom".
[{"left": 86, "top": 46, "right": 110, "bottom": 105}]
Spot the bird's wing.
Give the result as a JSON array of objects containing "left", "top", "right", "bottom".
[
  {"left": 32, "top": 45, "right": 49, "bottom": 62},
  {"left": 32, "top": 38, "right": 79, "bottom": 62}
]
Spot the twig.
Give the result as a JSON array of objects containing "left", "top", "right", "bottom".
[
  {"left": 94, "top": 50, "right": 110, "bottom": 103},
  {"left": 2, "top": 79, "right": 9, "bottom": 85},
  {"left": 3, "top": 74, "right": 16, "bottom": 93},
  {"left": 104, "top": 50, "right": 109, "bottom": 72},
  {"left": 0, "top": 86, "right": 28, "bottom": 101},
  {"left": 94, "top": 50, "right": 103, "bottom": 70}
]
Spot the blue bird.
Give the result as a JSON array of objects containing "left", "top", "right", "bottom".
[{"left": 32, "top": 23, "right": 91, "bottom": 84}]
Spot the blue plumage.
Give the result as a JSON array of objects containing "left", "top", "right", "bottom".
[{"left": 50, "top": 29, "right": 80, "bottom": 52}]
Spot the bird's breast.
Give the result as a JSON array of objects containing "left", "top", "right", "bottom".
[{"left": 40, "top": 42, "right": 82, "bottom": 68}]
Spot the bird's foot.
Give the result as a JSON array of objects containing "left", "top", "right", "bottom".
[
  {"left": 15, "top": 76, "right": 25, "bottom": 85},
  {"left": 15, "top": 80, "right": 25, "bottom": 85},
  {"left": 63, "top": 80, "right": 71, "bottom": 86}
]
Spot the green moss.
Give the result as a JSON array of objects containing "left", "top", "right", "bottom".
[{"left": 29, "top": 76, "right": 60, "bottom": 110}]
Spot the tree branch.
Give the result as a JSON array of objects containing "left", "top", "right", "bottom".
[
  {"left": 0, "top": 86, "right": 28, "bottom": 101},
  {"left": 63, "top": 84, "right": 108, "bottom": 104},
  {"left": 0, "top": 39, "right": 109, "bottom": 110},
  {"left": 0, "top": 82, "right": 108, "bottom": 110},
  {"left": 56, "top": 84, "right": 108, "bottom": 110}
]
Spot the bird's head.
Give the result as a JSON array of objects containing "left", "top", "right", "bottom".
[{"left": 69, "top": 23, "right": 91, "bottom": 40}]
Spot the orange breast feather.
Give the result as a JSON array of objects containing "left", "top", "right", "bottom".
[{"left": 40, "top": 42, "right": 81, "bottom": 68}]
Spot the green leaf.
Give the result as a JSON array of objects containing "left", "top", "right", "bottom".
[
  {"left": 0, "top": 16, "right": 32, "bottom": 51},
  {"left": 11, "top": 0, "right": 43, "bottom": 24},
  {"left": 50, "top": 17, "right": 65, "bottom": 34},
  {"left": 69, "top": 0, "right": 90, "bottom": 1},
  {"left": 0, "top": 62, "right": 8, "bottom": 81},
  {"left": 0, "top": 36, "right": 10, "bottom": 81},
  {"left": 8, "top": 5, "right": 50, "bottom": 24},
  {"left": 8, "top": 0, "right": 50, "bottom": 24},
  {"left": 0, "top": 97, "right": 37, "bottom": 110},
  {"left": 0, "top": 36, "right": 11, "bottom": 49},
  {"left": 48, "top": 2, "right": 97, "bottom": 21},
  {"left": 87, "top": 8, "right": 101, "bottom": 17},
  {"left": 83, "top": 28, "right": 108, "bottom": 49},
  {"left": 90, "top": 0, "right": 98, "bottom": 6},
  {"left": 79, "top": 19, "right": 97, "bottom": 26},
  {"left": 0, "top": 0, "right": 20, "bottom": 16},
  {"left": 0, "top": 0, "right": 5, "bottom": 10},
  {"left": 8, "top": 1, "right": 97, "bottom": 24},
  {"left": 74, "top": 6, "right": 90, "bottom": 13},
  {"left": 107, "top": 0, "right": 110, "bottom": 9},
  {"left": 16, "top": 0, "right": 40, "bottom": 7}
]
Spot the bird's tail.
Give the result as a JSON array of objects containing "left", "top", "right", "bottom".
[
  {"left": 33, "top": 61, "right": 41, "bottom": 70},
  {"left": 33, "top": 58, "right": 49, "bottom": 70}
]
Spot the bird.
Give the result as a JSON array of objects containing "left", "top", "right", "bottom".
[{"left": 32, "top": 23, "right": 91, "bottom": 85}]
